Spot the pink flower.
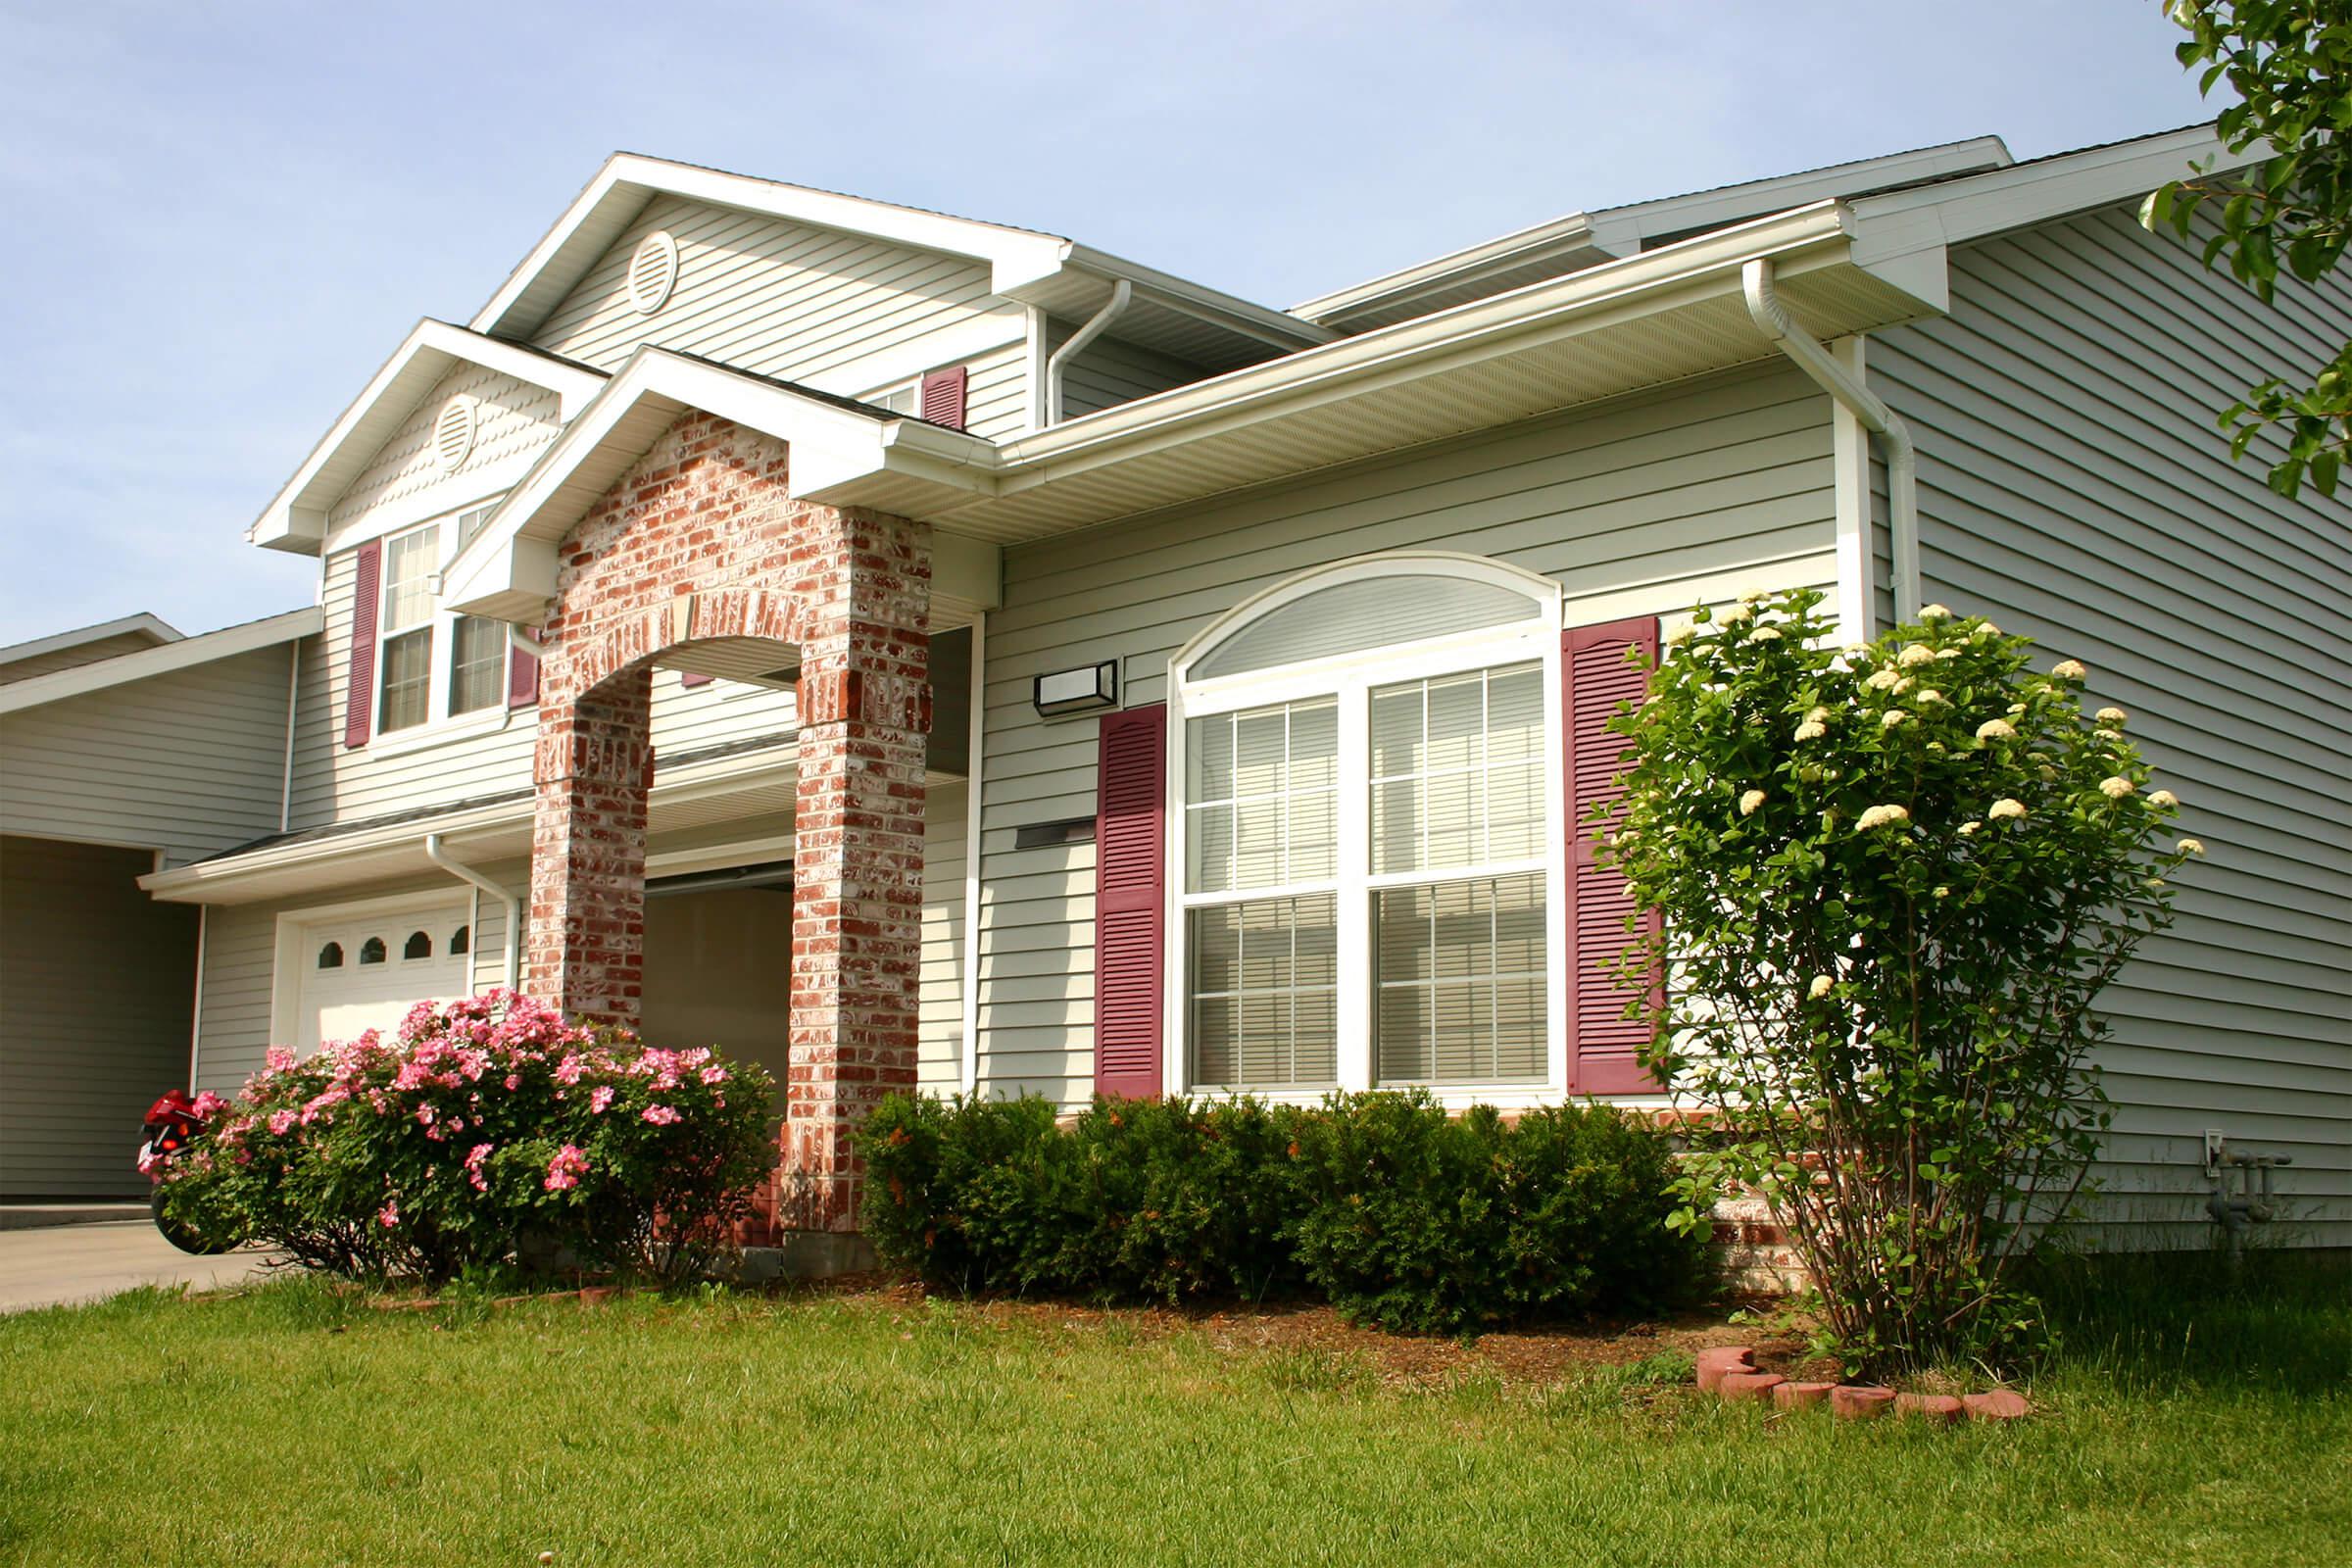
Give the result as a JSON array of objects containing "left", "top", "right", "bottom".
[
  {"left": 504, "top": 1075, "right": 521, "bottom": 1092},
  {"left": 544, "top": 1144, "right": 589, "bottom": 1192},
  {"left": 191, "top": 1091, "right": 228, "bottom": 1117},
  {"left": 642, "top": 1104, "right": 681, "bottom": 1126},
  {"left": 699, "top": 1065, "right": 727, "bottom": 1086},
  {"left": 589, "top": 1085, "right": 615, "bottom": 1114},
  {"left": 465, "top": 1142, "right": 493, "bottom": 1192},
  {"left": 268, "top": 1109, "right": 298, "bottom": 1136},
  {"left": 416, "top": 1104, "right": 436, "bottom": 1127},
  {"left": 377, "top": 1201, "right": 399, "bottom": 1228},
  {"left": 265, "top": 1047, "right": 297, "bottom": 1074}
]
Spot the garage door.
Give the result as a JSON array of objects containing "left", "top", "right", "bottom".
[{"left": 296, "top": 905, "right": 472, "bottom": 1055}]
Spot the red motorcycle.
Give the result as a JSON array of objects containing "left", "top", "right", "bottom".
[{"left": 138, "top": 1089, "right": 235, "bottom": 1254}]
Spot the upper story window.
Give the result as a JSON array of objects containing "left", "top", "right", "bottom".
[
  {"left": 375, "top": 502, "right": 507, "bottom": 737},
  {"left": 866, "top": 379, "right": 920, "bottom": 416},
  {"left": 1172, "top": 556, "right": 1563, "bottom": 1099}
]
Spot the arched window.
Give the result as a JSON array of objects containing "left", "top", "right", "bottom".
[
  {"left": 317, "top": 942, "right": 345, "bottom": 969},
  {"left": 450, "top": 925, "right": 470, "bottom": 956},
  {"left": 359, "top": 937, "right": 388, "bottom": 965},
  {"left": 403, "top": 931, "right": 433, "bottom": 960},
  {"left": 1170, "top": 554, "right": 1562, "bottom": 1099}
]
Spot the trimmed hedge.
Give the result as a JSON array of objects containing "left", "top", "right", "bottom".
[{"left": 856, "top": 1090, "right": 1712, "bottom": 1334}]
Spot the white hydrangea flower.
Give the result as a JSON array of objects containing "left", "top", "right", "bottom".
[
  {"left": 1664, "top": 621, "right": 1696, "bottom": 646},
  {"left": 1972, "top": 622, "right": 2002, "bottom": 640},
  {"left": 2007, "top": 702, "right": 2029, "bottom": 716},
  {"left": 1740, "top": 789, "right": 1767, "bottom": 816},
  {"left": 2096, "top": 707, "right": 2129, "bottom": 725},
  {"left": 1934, "top": 885, "right": 1949, "bottom": 899},
  {"left": 1976, "top": 718, "right": 2016, "bottom": 742},
  {"left": 1739, "top": 586, "right": 1770, "bottom": 605},
  {"left": 1806, "top": 975, "right": 1835, "bottom": 1001},
  {"left": 1988, "top": 799, "right": 2027, "bottom": 821},
  {"left": 2147, "top": 788, "right": 2180, "bottom": 809},
  {"left": 1749, "top": 625, "right": 1784, "bottom": 642},
  {"left": 1915, "top": 689, "right": 1946, "bottom": 706},
  {"left": 1793, "top": 719, "right": 1827, "bottom": 742},
  {"left": 1855, "top": 804, "right": 1911, "bottom": 831},
  {"left": 1897, "top": 643, "right": 1937, "bottom": 668},
  {"left": 1958, "top": 820, "right": 1982, "bottom": 836},
  {"left": 1882, "top": 710, "right": 1909, "bottom": 729},
  {"left": 1864, "top": 668, "right": 1902, "bottom": 691},
  {"left": 2177, "top": 837, "right": 2206, "bottom": 857},
  {"left": 1893, "top": 676, "right": 1915, "bottom": 695},
  {"left": 1936, "top": 648, "right": 1962, "bottom": 661},
  {"left": 2099, "top": 775, "right": 2135, "bottom": 800},
  {"left": 1919, "top": 604, "right": 1953, "bottom": 620},
  {"left": 2051, "top": 659, "right": 2088, "bottom": 680},
  {"left": 1840, "top": 644, "right": 1870, "bottom": 659},
  {"left": 1717, "top": 603, "right": 1752, "bottom": 625},
  {"left": 1806, "top": 706, "right": 1831, "bottom": 723}
]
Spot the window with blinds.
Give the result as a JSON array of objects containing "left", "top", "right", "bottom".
[{"left": 377, "top": 525, "right": 438, "bottom": 734}]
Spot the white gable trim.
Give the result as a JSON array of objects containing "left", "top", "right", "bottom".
[
  {"left": 249, "top": 320, "right": 608, "bottom": 556},
  {"left": 0, "top": 612, "right": 180, "bottom": 669},
  {"left": 439, "top": 348, "right": 997, "bottom": 623},
  {"left": 0, "top": 608, "right": 320, "bottom": 715}
]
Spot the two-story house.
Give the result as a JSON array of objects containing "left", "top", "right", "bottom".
[{"left": 4, "top": 123, "right": 2343, "bottom": 1264}]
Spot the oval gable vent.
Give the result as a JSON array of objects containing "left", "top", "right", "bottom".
[
  {"left": 627, "top": 230, "right": 680, "bottom": 315},
  {"left": 432, "top": 397, "right": 476, "bottom": 472}
]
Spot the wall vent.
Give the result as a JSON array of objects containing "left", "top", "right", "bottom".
[
  {"left": 627, "top": 230, "right": 680, "bottom": 315},
  {"left": 432, "top": 397, "right": 476, "bottom": 473}
]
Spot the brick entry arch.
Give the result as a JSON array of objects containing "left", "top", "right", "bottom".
[{"left": 524, "top": 411, "right": 930, "bottom": 1237}]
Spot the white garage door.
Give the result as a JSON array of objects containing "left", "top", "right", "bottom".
[{"left": 296, "top": 905, "right": 472, "bottom": 1055}]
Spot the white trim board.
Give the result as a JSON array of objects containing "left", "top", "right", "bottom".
[
  {"left": 0, "top": 608, "right": 320, "bottom": 715},
  {"left": 0, "top": 612, "right": 179, "bottom": 668}
]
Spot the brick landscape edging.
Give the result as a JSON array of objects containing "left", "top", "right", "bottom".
[{"left": 1692, "top": 1346, "right": 2033, "bottom": 1424}]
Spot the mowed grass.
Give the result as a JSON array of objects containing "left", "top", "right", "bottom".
[{"left": 0, "top": 1257, "right": 2345, "bottom": 1568}]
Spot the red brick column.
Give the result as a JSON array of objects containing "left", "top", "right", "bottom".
[
  {"left": 778, "top": 509, "right": 931, "bottom": 1234},
  {"left": 522, "top": 669, "right": 654, "bottom": 1025}
]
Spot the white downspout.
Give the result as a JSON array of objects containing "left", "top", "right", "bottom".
[
  {"left": 186, "top": 905, "right": 208, "bottom": 1092},
  {"left": 424, "top": 833, "right": 522, "bottom": 992},
  {"left": 958, "top": 612, "right": 987, "bottom": 1096},
  {"left": 1042, "top": 279, "right": 1132, "bottom": 428},
  {"left": 1741, "top": 258, "right": 1922, "bottom": 623},
  {"left": 278, "top": 639, "right": 301, "bottom": 833},
  {"left": 507, "top": 624, "right": 546, "bottom": 662}
]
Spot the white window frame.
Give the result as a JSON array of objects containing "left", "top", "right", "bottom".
[
  {"left": 367, "top": 497, "right": 514, "bottom": 755},
  {"left": 864, "top": 377, "right": 921, "bottom": 416},
  {"left": 269, "top": 886, "right": 481, "bottom": 1054},
  {"left": 1163, "top": 553, "right": 1566, "bottom": 1109}
]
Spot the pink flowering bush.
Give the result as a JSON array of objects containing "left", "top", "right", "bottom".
[{"left": 159, "top": 991, "right": 772, "bottom": 1283}]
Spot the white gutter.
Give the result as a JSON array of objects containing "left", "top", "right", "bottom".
[
  {"left": 1042, "top": 279, "right": 1131, "bottom": 428},
  {"left": 424, "top": 833, "right": 523, "bottom": 991},
  {"left": 1741, "top": 257, "right": 1921, "bottom": 623}
]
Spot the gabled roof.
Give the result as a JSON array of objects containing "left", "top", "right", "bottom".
[
  {"left": 0, "top": 608, "right": 320, "bottom": 715},
  {"left": 468, "top": 153, "right": 1335, "bottom": 372},
  {"left": 249, "top": 319, "right": 609, "bottom": 555},
  {"left": 0, "top": 612, "right": 180, "bottom": 673},
  {"left": 1294, "top": 136, "right": 2014, "bottom": 331}
]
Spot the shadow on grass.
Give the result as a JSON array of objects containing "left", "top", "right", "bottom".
[{"left": 2024, "top": 1247, "right": 2350, "bottom": 1394}]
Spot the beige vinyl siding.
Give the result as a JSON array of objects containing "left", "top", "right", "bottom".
[
  {"left": 959, "top": 341, "right": 1032, "bottom": 441},
  {"left": 1868, "top": 203, "right": 2352, "bottom": 1249},
  {"left": 0, "top": 632, "right": 166, "bottom": 685},
  {"left": 971, "top": 364, "right": 1839, "bottom": 1102},
  {"left": 1, "top": 644, "right": 297, "bottom": 866},
  {"left": 1050, "top": 327, "right": 1207, "bottom": 422},
  {"left": 532, "top": 195, "right": 1013, "bottom": 391},
  {"left": 325, "top": 365, "right": 563, "bottom": 536},
  {"left": 191, "top": 896, "right": 285, "bottom": 1098},
  {"left": 1, "top": 836, "right": 200, "bottom": 1197},
  {"left": 921, "top": 782, "right": 967, "bottom": 1090}
]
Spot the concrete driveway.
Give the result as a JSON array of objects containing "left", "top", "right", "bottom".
[{"left": 0, "top": 1221, "right": 274, "bottom": 1314}]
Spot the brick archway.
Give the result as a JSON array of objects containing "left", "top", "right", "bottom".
[{"left": 524, "top": 411, "right": 930, "bottom": 1237}]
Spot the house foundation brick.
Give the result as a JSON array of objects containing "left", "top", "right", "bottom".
[{"left": 519, "top": 412, "right": 930, "bottom": 1244}]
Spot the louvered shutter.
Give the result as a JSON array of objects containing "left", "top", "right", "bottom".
[
  {"left": 1563, "top": 616, "right": 1663, "bottom": 1095},
  {"left": 919, "top": 366, "right": 968, "bottom": 431},
  {"left": 508, "top": 628, "right": 540, "bottom": 710},
  {"left": 343, "top": 540, "right": 382, "bottom": 749},
  {"left": 1094, "top": 704, "right": 1166, "bottom": 1099}
]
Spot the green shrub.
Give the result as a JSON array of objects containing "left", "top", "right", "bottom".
[
  {"left": 160, "top": 990, "right": 773, "bottom": 1283},
  {"left": 855, "top": 1089, "right": 1710, "bottom": 1332}
]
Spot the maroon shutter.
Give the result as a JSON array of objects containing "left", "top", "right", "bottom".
[
  {"left": 1563, "top": 616, "right": 1663, "bottom": 1095},
  {"left": 919, "top": 366, "right": 968, "bottom": 431},
  {"left": 507, "top": 627, "right": 540, "bottom": 710},
  {"left": 342, "top": 540, "right": 382, "bottom": 749},
  {"left": 1094, "top": 704, "right": 1166, "bottom": 1099}
]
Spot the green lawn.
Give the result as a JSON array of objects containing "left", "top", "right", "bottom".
[{"left": 1, "top": 1260, "right": 2344, "bottom": 1568}]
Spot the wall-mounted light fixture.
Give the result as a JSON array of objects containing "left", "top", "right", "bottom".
[{"left": 1032, "top": 661, "right": 1118, "bottom": 717}]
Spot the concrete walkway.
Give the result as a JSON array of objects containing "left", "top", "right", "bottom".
[{"left": 0, "top": 1221, "right": 273, "bottom": 1314}]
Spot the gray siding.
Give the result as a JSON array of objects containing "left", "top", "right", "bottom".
[
  {"left": 2, "top": 836, "right": 199, "bottom": 1197},
  {"left": 1050, "top": 326, "right": 1207, "bottom": 422},
  {"left": 0, "top": 644, "right": 296, "bottom": 866},
  {"left": 971, "top": 365, "right": 1840, "bottom": 1102},
  {"left": 533, "top": 194, "right": 1015, "bottom": 390},
  {"left": 0, "top": 632, "right": 166, "bottom": 685},
  {"left": 1870, "top": 204, "right": 2352, "bottom": 1248}
]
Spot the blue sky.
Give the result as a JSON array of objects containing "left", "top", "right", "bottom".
[{"left": 0, "top": 0, "right": 2214, "bottom": 644}]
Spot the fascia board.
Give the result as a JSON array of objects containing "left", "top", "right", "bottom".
[
  {"left": 0, "top": 612, "right": 179, "bottom": 666},
  {"left": 1290, "top": 212, "right": 1602, "bottom": 323},
  {"left": 0, "top": 608, "right": 321, "bottom": 715},
  {"left": 1847, "top": 126, "right": 2235, "bottom": 274},
  {"left": 248, "top": 320, "right": 606, "bottom": 556}
]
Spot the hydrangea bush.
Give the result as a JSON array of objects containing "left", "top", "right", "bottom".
[
  {"left": 1604, "top": 587, "right": 2197, "bottom": 1373},
  {"left": 160, "top": 991, "right": 774, "bottom": 1284}
]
